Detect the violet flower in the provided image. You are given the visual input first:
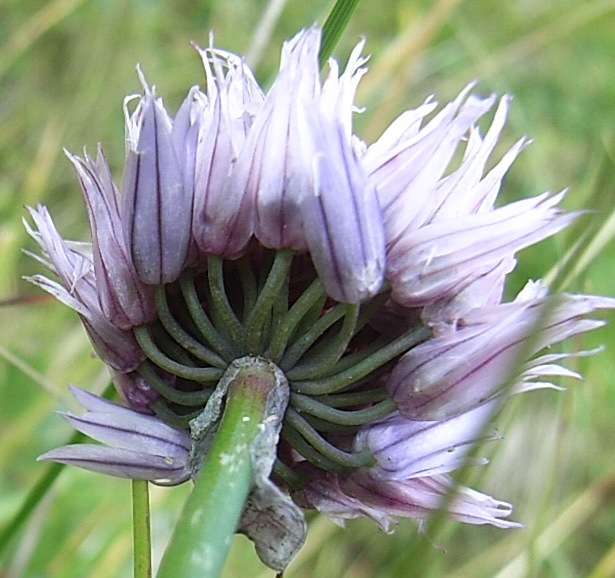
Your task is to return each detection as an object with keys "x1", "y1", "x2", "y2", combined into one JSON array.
[
  {"x1": 189, "y1": 45, "x2": 263, "y2": 259},
  {"x1": 66, "y1": 146, "x2": 155, "y2": 329},
  {"x1": 39, "y1": 386, "x2": 191, "y2": 485},
  {"x1": 294, "y1": 467, "x2": 521, "y2": 531},
  {"x1": 24, "y1": 205, "x2": 144, "y2": 372},
  {"x1": 27, "y1": 26, "x2": 614, "y2": 564}
]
